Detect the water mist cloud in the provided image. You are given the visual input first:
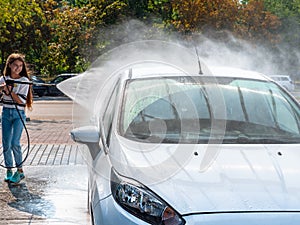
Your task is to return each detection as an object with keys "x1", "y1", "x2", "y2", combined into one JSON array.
[
  {"x1": 194, "y1": 32, "x2": 300, "y2": 77},
  {"x1": 97, "y1": 19, "x2": 299, "y2": 77},
  {"x1": 57, "y1": 20, "x2": 300, "y2": 183},
  {"x1": 58, "y1": 40, "x2": 227, "y2": 183}
]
